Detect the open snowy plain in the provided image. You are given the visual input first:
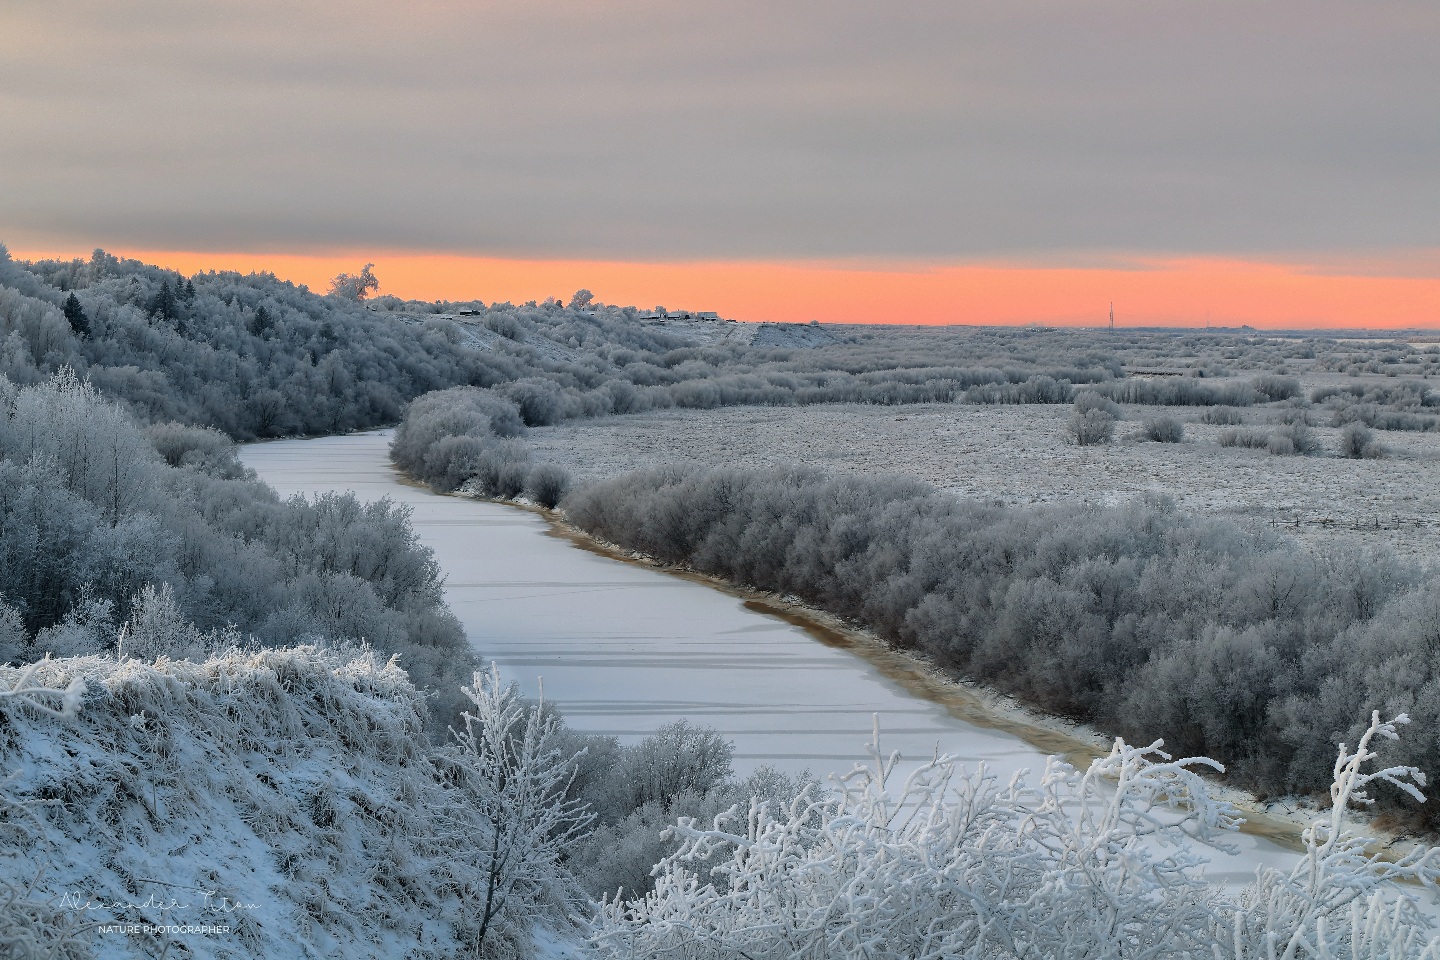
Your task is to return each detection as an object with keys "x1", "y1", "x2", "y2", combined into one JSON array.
[{"x1": 527, "y1": 394, "x2": 1440, "y2": 567}]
